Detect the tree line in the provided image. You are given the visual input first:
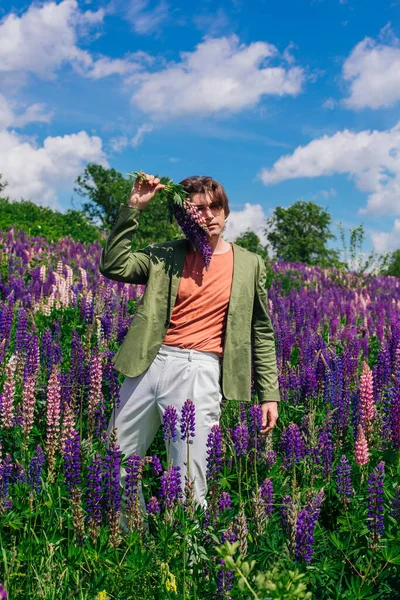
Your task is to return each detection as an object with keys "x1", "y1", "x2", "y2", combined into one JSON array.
[{"x1": 1, "y1": 166, "x2": 399, "y2": 277}]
